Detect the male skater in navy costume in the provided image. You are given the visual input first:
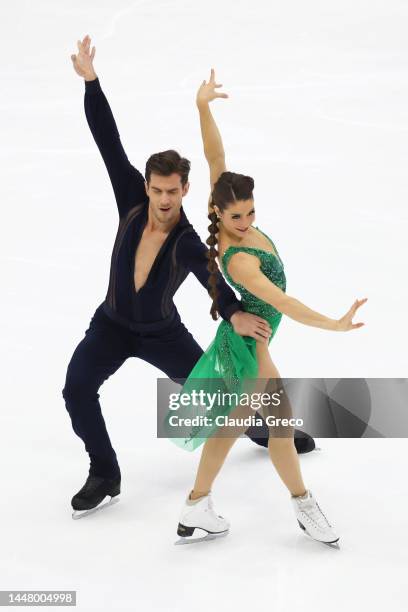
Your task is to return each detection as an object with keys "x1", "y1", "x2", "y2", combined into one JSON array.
[{"x1": 64, "y1": 35, "x2": 314, "y2": 518}]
